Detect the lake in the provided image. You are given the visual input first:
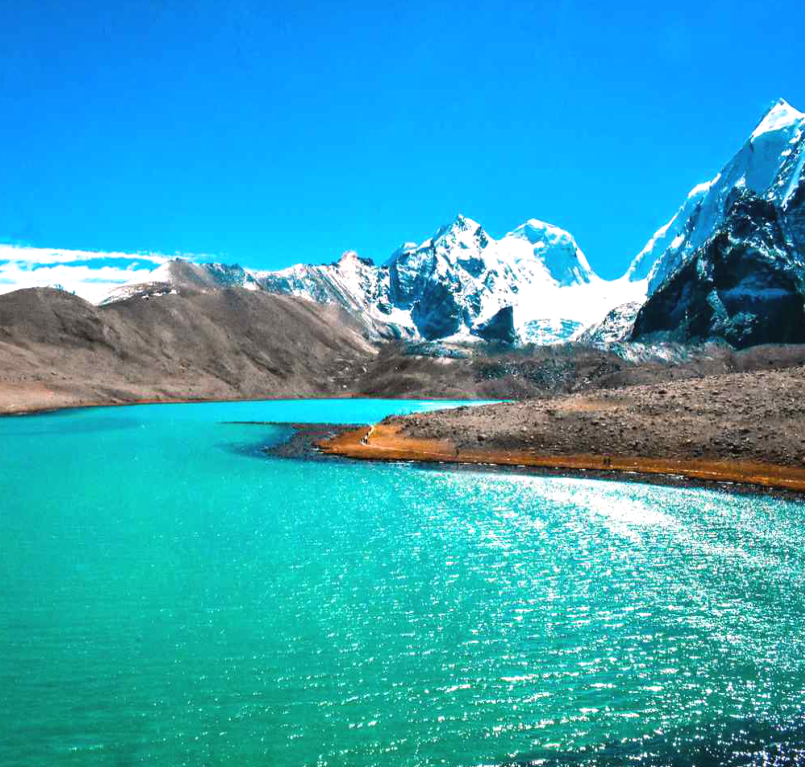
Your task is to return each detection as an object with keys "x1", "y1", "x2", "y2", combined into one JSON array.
[{"x1": 1, "y1": 399, "x2": 803, "y2": 766}]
